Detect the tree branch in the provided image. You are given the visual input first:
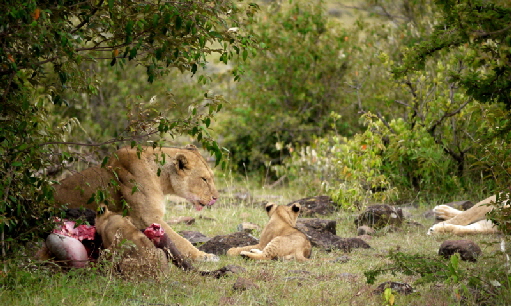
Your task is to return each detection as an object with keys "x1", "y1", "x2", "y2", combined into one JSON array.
[{"x1": 70, "y1": 0, "x2": 105, "y2": 34}]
